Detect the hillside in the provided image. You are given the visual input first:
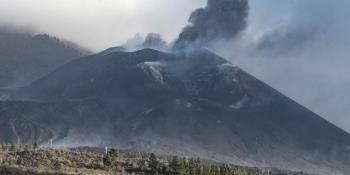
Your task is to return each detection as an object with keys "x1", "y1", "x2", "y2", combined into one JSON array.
[
  {"x1": 0, "y1": 144, "x2": 308, "y2": 175},
  {"x1": 0, "y1": 28, "x2": 89, "y2": 88},
  {"x1": 0, "y1": 48, "x2": 349, "y2": 174}
]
